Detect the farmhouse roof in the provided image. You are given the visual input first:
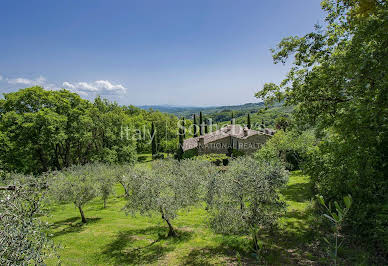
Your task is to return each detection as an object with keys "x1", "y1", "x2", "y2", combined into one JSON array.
[{"x1": 182, "y1": 124, "x2": 274, "y2": 151}]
